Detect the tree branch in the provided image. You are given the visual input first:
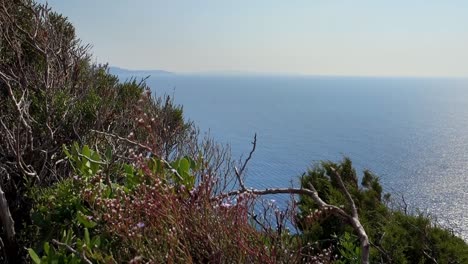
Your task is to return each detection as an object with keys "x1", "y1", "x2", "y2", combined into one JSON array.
[
  {"x1": 330, "y1": 167, "x2": 358, "y2": 218},
  {"x1": 330, "y1": 167, "x2": 369, "y2": 264},
  {"x1": 234, "y1": 133, "x2": 256, "y2": 191},
  {"x1": 215, "y1": 168, "x2": 370, "y2": 263}
]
